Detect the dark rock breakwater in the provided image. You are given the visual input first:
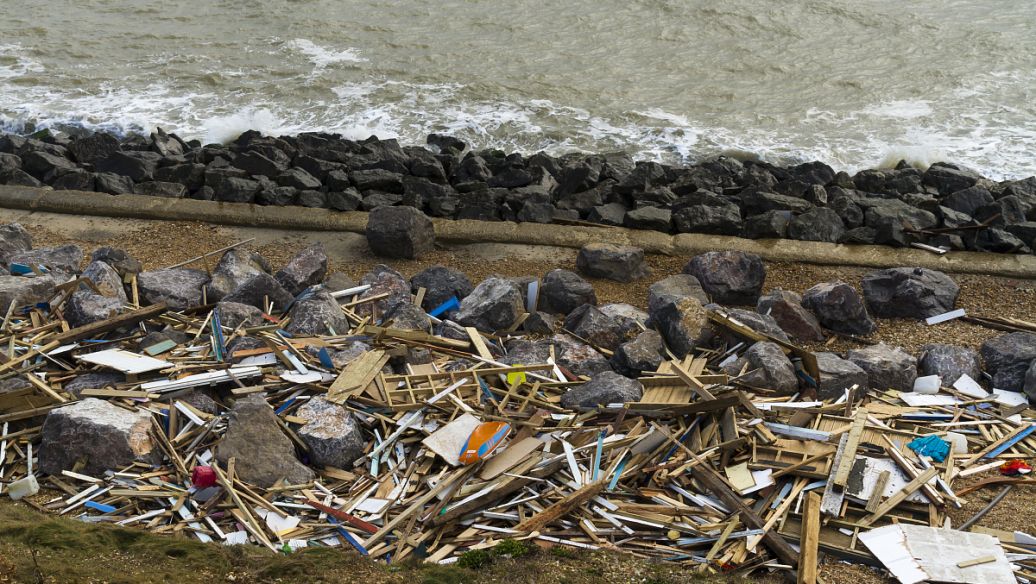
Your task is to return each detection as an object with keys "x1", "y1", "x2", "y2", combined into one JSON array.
[{"x1": 1, "y1": 128, "x2": 1035, "y2": 255}]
